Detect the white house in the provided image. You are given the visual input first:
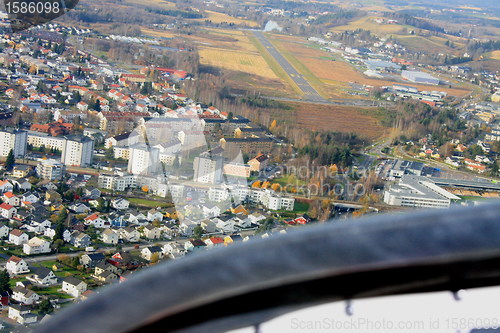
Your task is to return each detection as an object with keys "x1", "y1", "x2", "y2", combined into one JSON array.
[
  {"x1": 101, "y1": 229, "x2": 119, "y2": 245},
  {"x1": 0, "y1": 180, "x2": 13, "y2": 193},
  {"x1": 29, "y1": 267, "x2": 58, "y2": 286},
  {"x1": 62, "y1": 277, "x2": 87, "y2": 298},
  {"x1": 147, "y1": 209, "x2": 163, "y2": 222},
  {"x1": 118, "y1": 227, "x2": 140, "y2": 243},
  {"x1": 6, "y1": 256, "x2": 30, "y2": 276},
  {"x1": 12, "y1": 286, "x2": 40, "y2": 305},
  {"x1": 0, "y1": 223, "x2": 9, "y2": 238},
  {"x1": 111, "y1": 198, "x2": 129, "y2": 210},
  {"x1": 27, "y1": 219, "x2": 52, "y2": 234},
  {"x1": 84, "y1": 214, "x2": 109, "y2": 228},
  {"x1": 3, "y1": 192, "x2": 20, "y2": 206},
  {"x1": 142, "y1": 224, "x2": 162, "y2": 239},
  {"x1": 0, "y1": 202, "x2": 17, "y2": 219},
  {"x1": 8, "y1": 304, "x2": 37, "y2": 324},
  {"x1": 21, "y1": 192, "x2": 40, "y2": 204},
  {"x1": 141, "y1": 246, "x2": 164, "y2": 261},
  {"x1": 9, "y1": 229, "x2": 29, "y2": 245},
  {"x1": 23, "y1": 237, "x2": 51, "y2": 255}
]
